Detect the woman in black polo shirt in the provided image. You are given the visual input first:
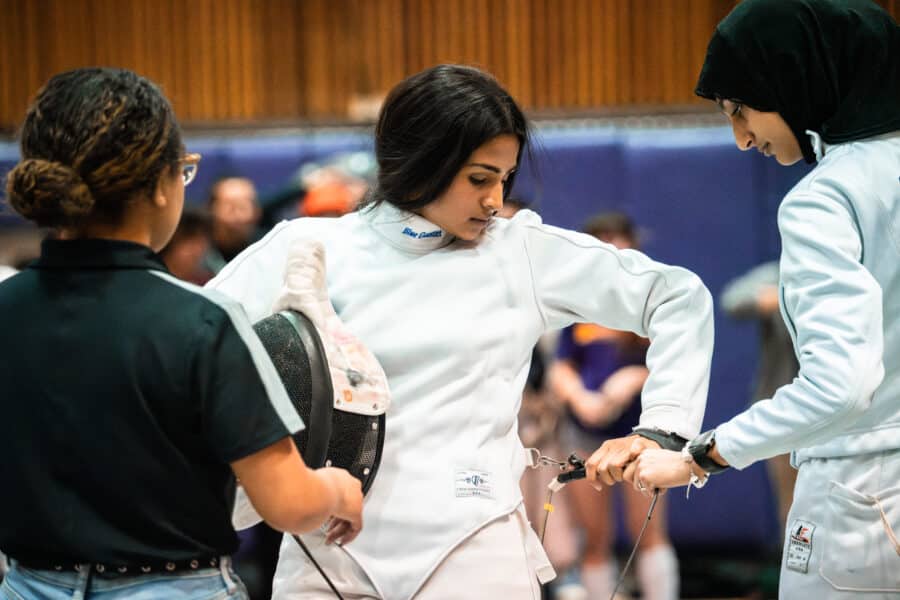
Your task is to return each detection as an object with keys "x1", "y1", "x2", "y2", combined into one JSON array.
[{"x1": 0, "y1": 68, "x2": 362, "y2": 599}]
